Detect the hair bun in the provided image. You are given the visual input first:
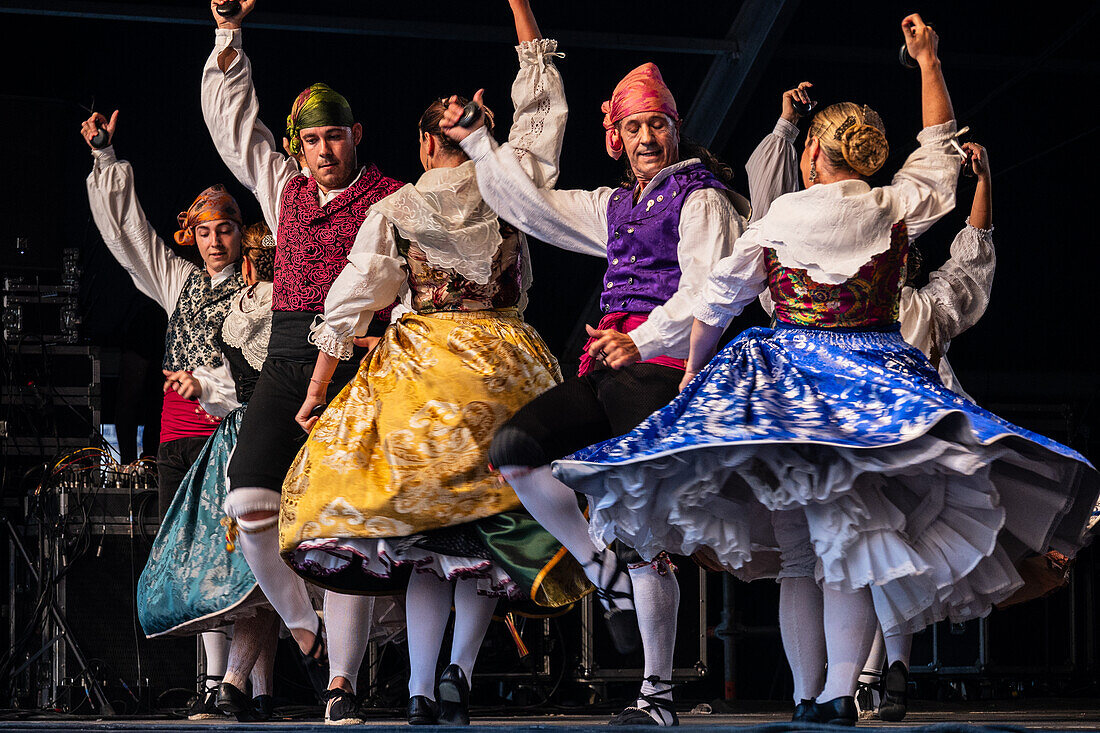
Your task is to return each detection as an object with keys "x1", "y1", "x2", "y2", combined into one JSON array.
[{"x1": 840, "y1": 123, "x2": 889, "y2": 176}]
